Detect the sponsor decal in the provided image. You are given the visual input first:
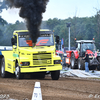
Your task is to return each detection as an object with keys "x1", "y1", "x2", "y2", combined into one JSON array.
[
  {"x1": 13, "y1": 53, "x2": 19, "y2": 57},
  {"x1": 8, "y1": 63, "x2": 11, "y2": 69}
]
